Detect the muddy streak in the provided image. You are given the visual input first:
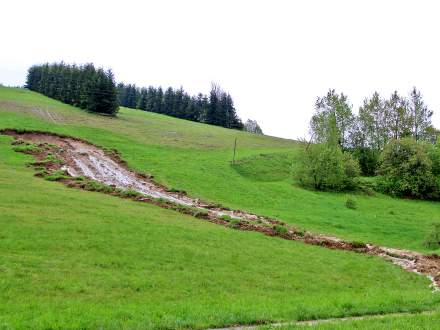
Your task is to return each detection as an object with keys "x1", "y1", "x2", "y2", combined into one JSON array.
[
  {"x1": 209, "y1": 311, "x2": 435, "y2": 330},
  {"x1": 2, "y1": 129, "x2": 440, "y2": 291}
]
